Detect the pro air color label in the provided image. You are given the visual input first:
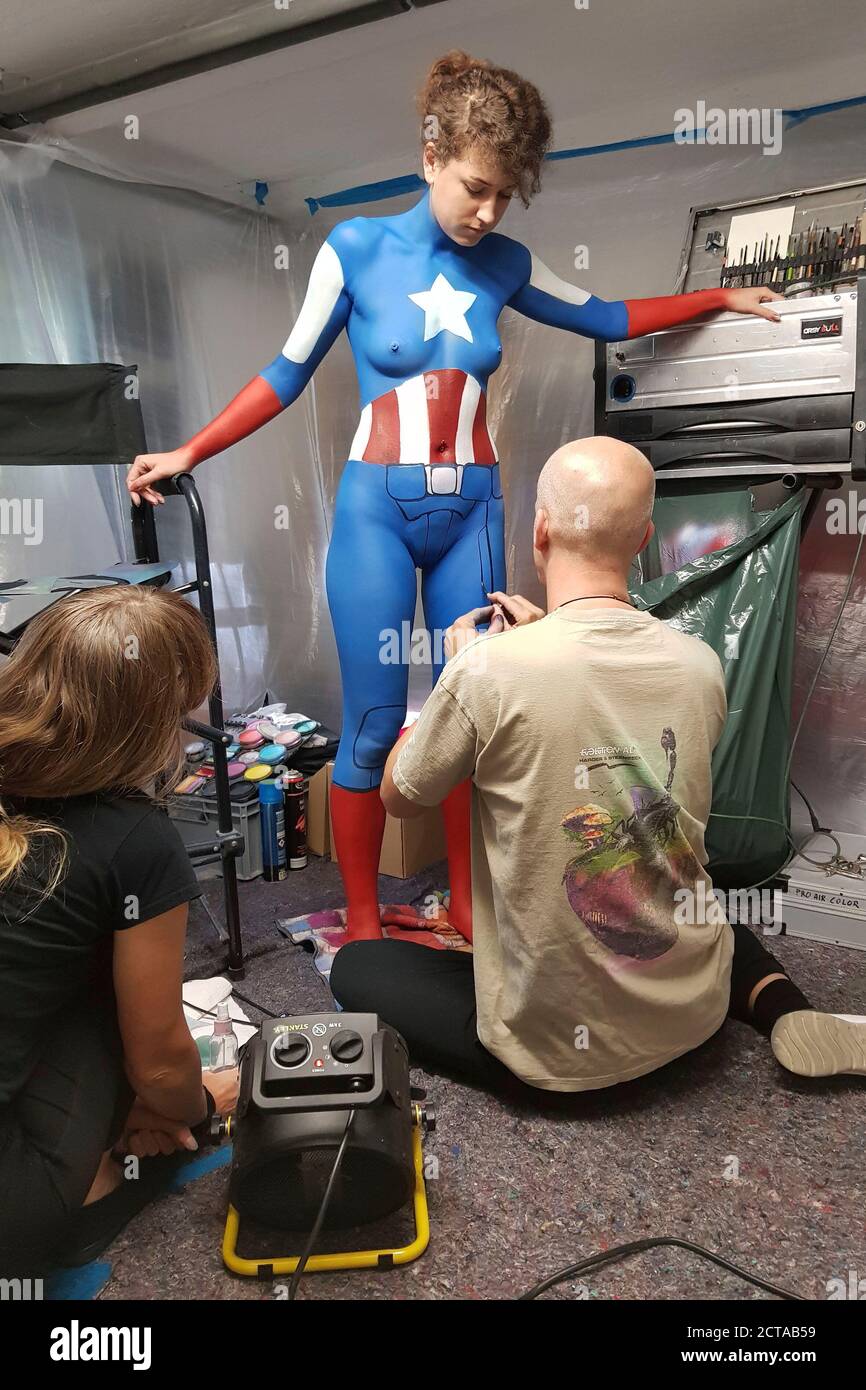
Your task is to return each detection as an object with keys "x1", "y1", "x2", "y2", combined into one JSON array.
[{"x1": 800, "y1": 315, "x2": 843, "y2": 340}]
